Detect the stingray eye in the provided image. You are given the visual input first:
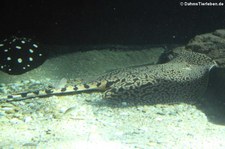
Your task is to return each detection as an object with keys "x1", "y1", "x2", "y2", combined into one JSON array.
[{"x1": 0, "y1": 36, "x2": 47, "y2": 75}]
